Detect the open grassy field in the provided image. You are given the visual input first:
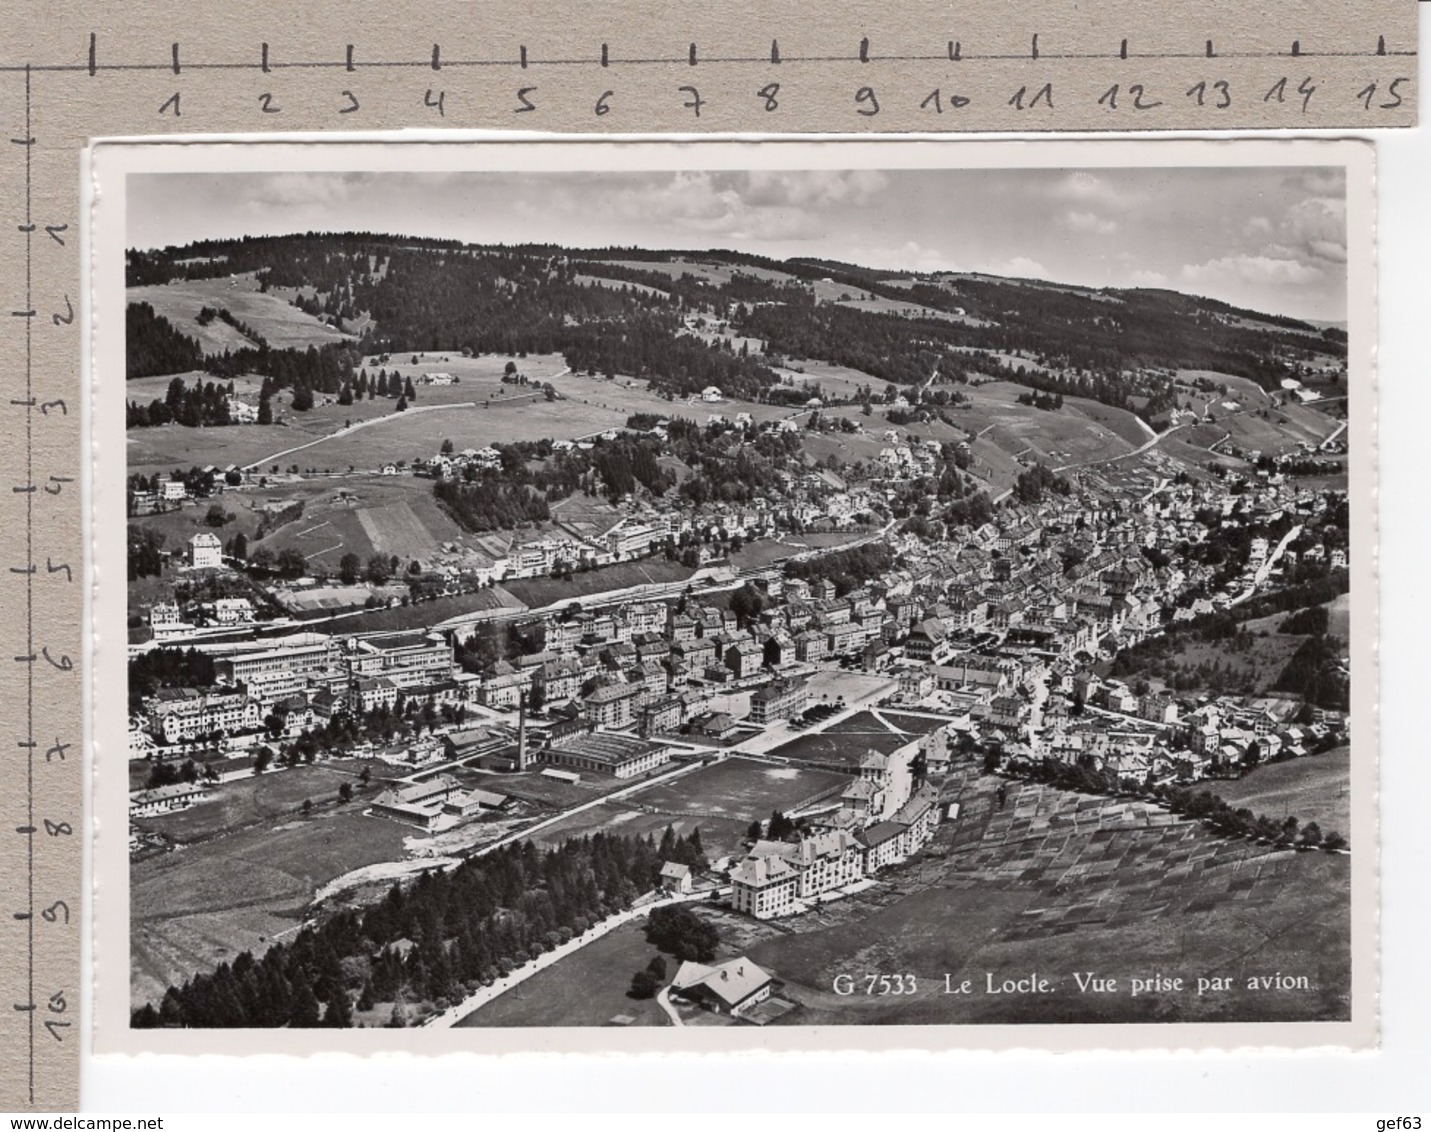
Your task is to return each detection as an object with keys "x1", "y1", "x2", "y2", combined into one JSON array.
[
  {"x1": 634, "y1": 757, "x2": 851, "y2": 822},
  {"x1": 455, "y1": 918, "x2": 670, "y2": 1028},
  {"x1": 1219, "y1": 403, "x2": 1341, "y2": 455},
  {"x1": 129, "y1": 275, "x2": 352, "y2": 353},
  {"x1": 942, "y1": 383, "x2": 1144, "y2": 468},
  {"x1": 527, "y1": 800, "x2": 751, "y2": 862},
  {"x1": 1213, "y1": 748, "x2": 1351, "y2": 834},
  {"x1": 771, "y1": 710, "x2": 920, "y2": 769},
  {"x1": 499, "y1": 558, "x2": 697, "y2": 608},
  {"x1": 131, "y1": 806, "x2": 410, "y2": 1010},
  {"x1": 134, "y1": 759, "x2": 395, "y2": 844},
  {"x1": 749, "y1": 773, "x2": 1349, "y2": 1024}
]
